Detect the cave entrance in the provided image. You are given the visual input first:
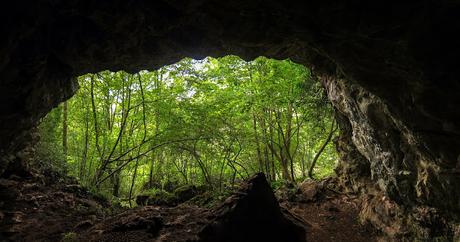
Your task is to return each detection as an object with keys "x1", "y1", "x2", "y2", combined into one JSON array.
[{"x1": 37, "y1": 55, "x2": 338, "y2": 206}]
